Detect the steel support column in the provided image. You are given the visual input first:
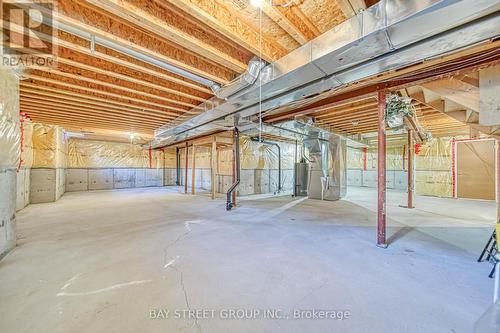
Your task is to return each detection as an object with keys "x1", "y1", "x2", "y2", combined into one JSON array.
[
  {"x1": 407, "y1": 129, "x2": 414, "y2": 209},
  {"x1": 232, "y1": 130, "x2": 237, "y2": 206},
  {"x1": 377, "y1": 90, "x2": 387, "y2": 248},
  {"x1": 184, "y1": 142, "x2": 188, "y2": 194}
]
